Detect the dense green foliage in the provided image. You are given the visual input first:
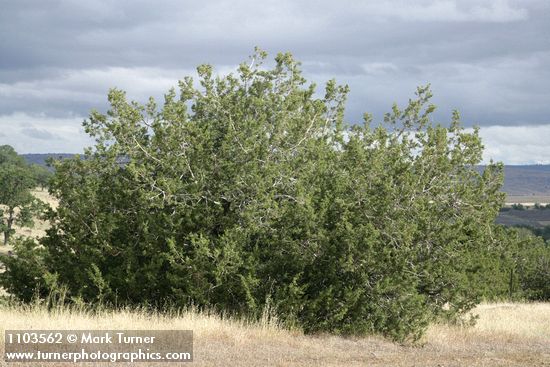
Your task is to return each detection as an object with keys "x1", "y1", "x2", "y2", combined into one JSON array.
[
  {"x1": 0, "y1": 145, "x2": 45, "y2": 245},
  {"x1": 1, "y1": 51, "x2": 535, "y2": 341}
]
